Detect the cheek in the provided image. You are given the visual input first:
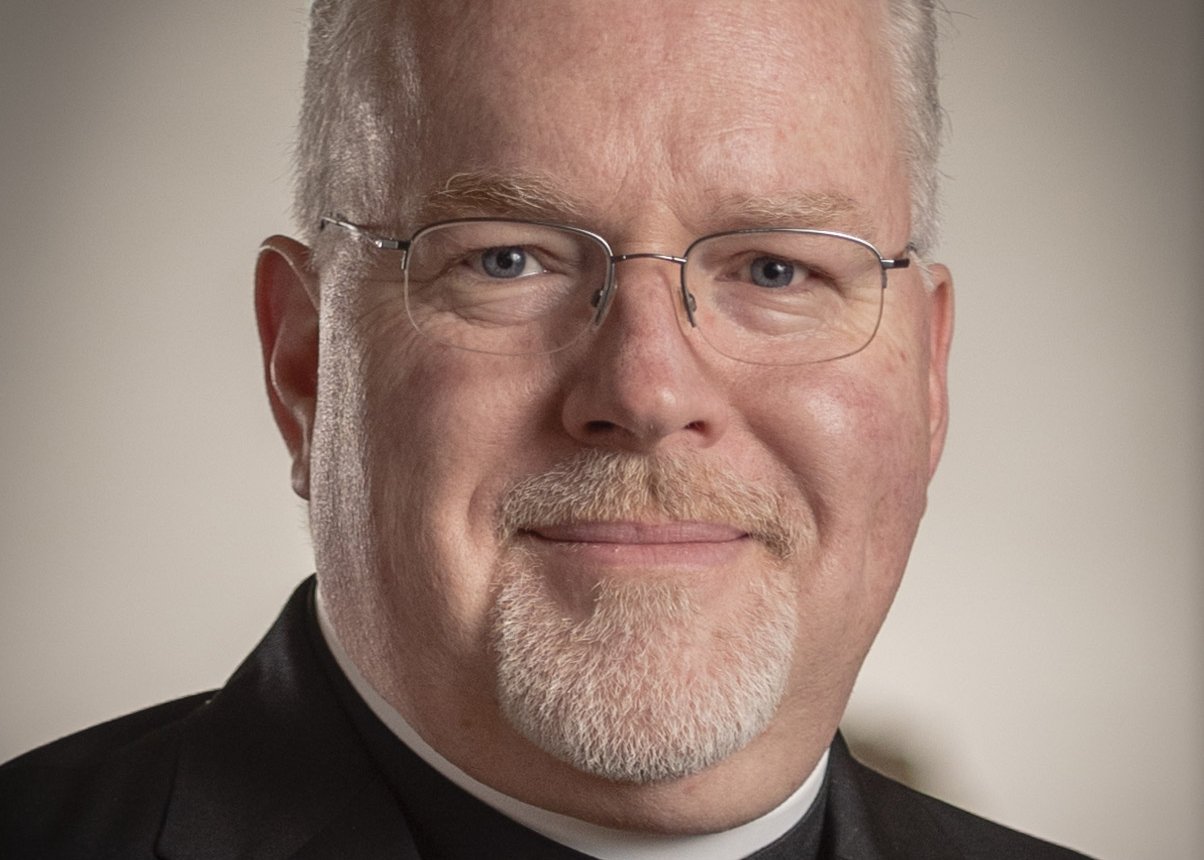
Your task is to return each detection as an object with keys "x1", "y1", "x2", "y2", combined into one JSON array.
[
  {"x1": 354, "y1": 335, "x2": 559, "y2": 635},
  {"x1": 371, "y1": 348, "x2": 556, "y2": 511},
  {"x1": 737, "y1": 356, "x2": 932, "y2": 647},
  {"x1": 746, "y1": 363, "x2": 929, "y2": 530}
]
